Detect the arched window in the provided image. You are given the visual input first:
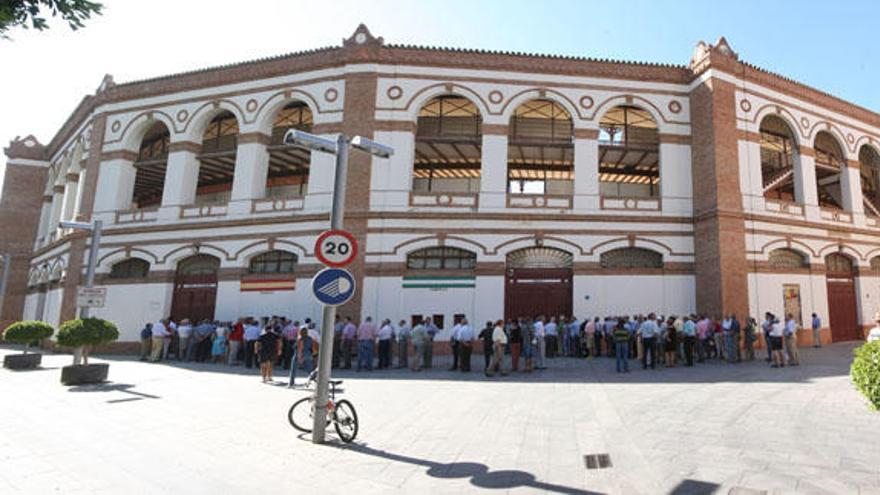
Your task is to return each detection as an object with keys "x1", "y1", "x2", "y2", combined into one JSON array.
[
  {"x1": 759, "y1": 116, "x2": 797, "y2": 202},
  {"x1": 768, "y1": 248, "x2": 808, "y2": 269},
  {"x1": 860, "y1": 146, "x2": 880, "y2": 216},
  {"x1": 825, "y1": 252, "x2": 854, "y2": 275},
  {"x1": 177, "y1": 254, "x2": 220, "y2": 276},
  {"x1": 506, "y1": 247, "x2": 573, "y2": 269},
  {"x1": 507, "y1": 99, "x2": 573, "y2": 196},
  {"x1": 132, "y1": 122, "x2": 169, "y2": 209},
  {"x1": 413, "y1": 96, "x2": 482, "y2": 193},
  {"x1": 599, "y1": 105, "x2": 659, "y2": 198},
  {"x1": 249, "y1": 250, "x2": 297, "y2": 274},
  {"x1": 268, "y1": 102, "x2": 313, "y2": 198},
  {"x1": 196, "y1": 111, "x2": 239, "y2": 206},
  {"x1": 870, "y1": 256, "x2": 880, "y2": 272},
  {"x1": 814, "y1": 131, "x2": 844, "y2": 210},
  {"x1": 407, "y1": 247, "x2": 476, "y2": 270},
  {"x1": 109, "y1": 258, "x2": 150, "y2": 279},
  {"x1": 600, "y1": 247, "x2": 663, "y2": 269}
]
